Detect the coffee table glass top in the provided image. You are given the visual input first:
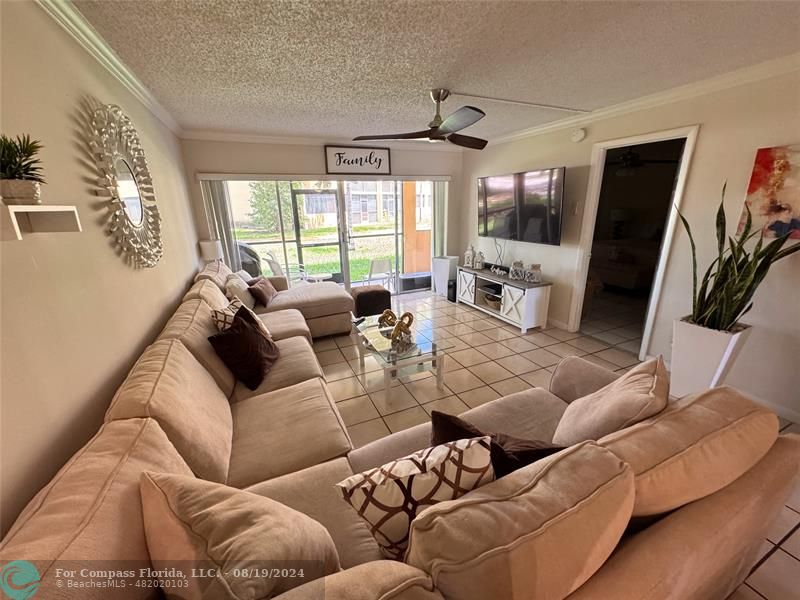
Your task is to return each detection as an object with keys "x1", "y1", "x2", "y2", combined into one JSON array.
[{"x1": 354, "y1": 315, "x2": 453, "y2": 362}]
